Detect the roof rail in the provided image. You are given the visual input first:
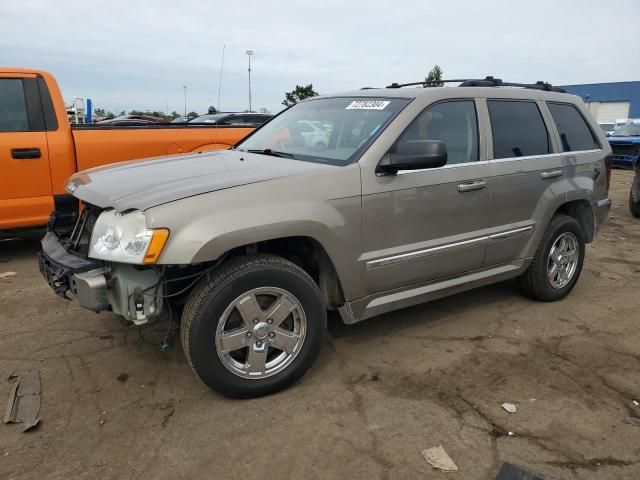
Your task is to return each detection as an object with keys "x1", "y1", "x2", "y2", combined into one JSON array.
[{"x1": 386, "y1": 76, "x2": 566, "y2": 93}]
